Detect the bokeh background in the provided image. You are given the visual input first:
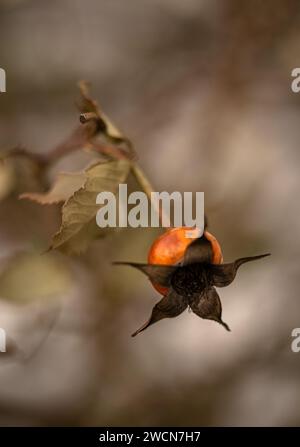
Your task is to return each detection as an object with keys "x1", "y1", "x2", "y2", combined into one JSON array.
[{"x1": 0, "y1": 0, "x2": 300, "y2": 426}]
